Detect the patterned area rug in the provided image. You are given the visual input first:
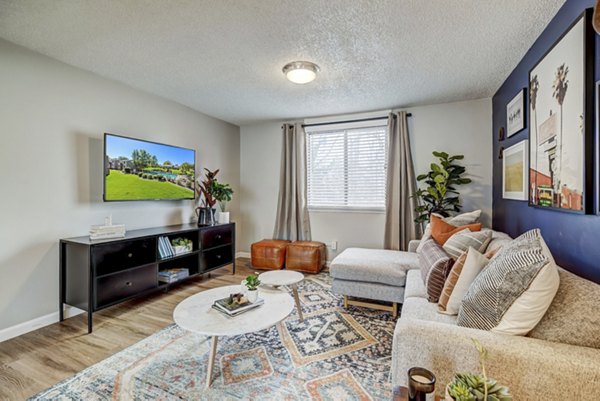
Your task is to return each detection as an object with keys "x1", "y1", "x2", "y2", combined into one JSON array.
[{"x1": 31, "y1": 274, "x2": 398, "y2": 400}]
